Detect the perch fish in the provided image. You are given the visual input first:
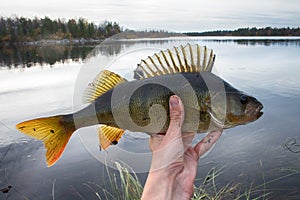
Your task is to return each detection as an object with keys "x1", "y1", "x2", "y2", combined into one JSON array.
[{"x1": 16, "y1": 44, "x2": 263, "y2": 166}]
